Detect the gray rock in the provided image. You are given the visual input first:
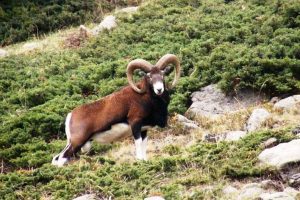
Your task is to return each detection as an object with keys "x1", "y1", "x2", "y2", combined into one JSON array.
[
  {"x1": 223, "y1": 185, "x2": 238, "y2": 195},
  {"x1": 288, "y1": 173, "x2": 300, "y2": 188},
  {"x1": 270, "y1": 97, "x2": 280, "y2": 104},
  {"x1": 116, "y1": 6, "x2": 139, "y2": 14},
  {"x1": 260, "y1": 179, "x2": 282, "y2": 191},
  {"x1": 246, "y1": 108, "x2": 270, "y2": 132},
  {"x1": 222, "y1": 131, "x2": 247, "y2": 141},
  {"x1": 0, "y1": 49, "x2": 8, "y2": 57},
  {"x1": 73, "y1": 194, "x2": 97, "y2": 200},
  {"x1": 186, "y1": 84, "x2": 267, "y2": 119},
  {"x1": 258, "y1": 139, "x2": 300, "y2": 169},
  {"x1": 202, "y1": 133, "x2": 220, "y2": 142},
  {"x1": 175, "y1": 114, "x2": 199, "y2": 130},
  {"x1": 274, "y1": 95, "x2": 300, "y2": 111},
  {"x1": 79, "y1": 25, "x2": 90, "y2": 38},
  {"x1": 92, "y1": 15, "x2": 117, "y2": 35},
  {"x1": 144, "y1": 196, "x2": 165, "y2": 200},
  {"x1": 284, "y1": 187, "x2": 300, "y2": 198},
  {"x1": 261, "y1": 138, "x2": 278, "y2": 149},
  {"x1": 202, "y1": 131, "x2": 247, "y2": 142},
  {"x1": 292, "y1": 126, "x2": 300, "y2": 135},
  {"x1": 237, "y1": 183, "x2": 265, "y2": 200},
  {"x1": 259, "y1": 192, "x2": 294, "y2": 200},
  {"x1": 22, "y1": 42, "x2": 41, "y2": 51}
]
